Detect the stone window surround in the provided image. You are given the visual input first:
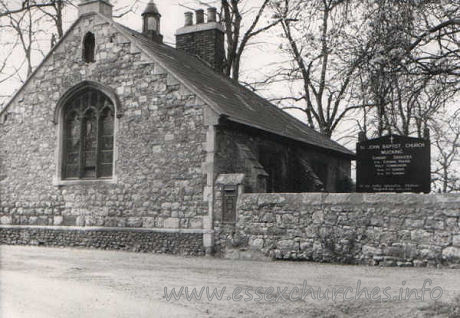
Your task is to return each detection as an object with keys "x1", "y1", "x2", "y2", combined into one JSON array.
[
  {"x1": 82, "y1": 32, "x2": 96, "y2": 63},
  {"x1": 53, "y1": 81, "x2": 122, "y2": 186}
]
